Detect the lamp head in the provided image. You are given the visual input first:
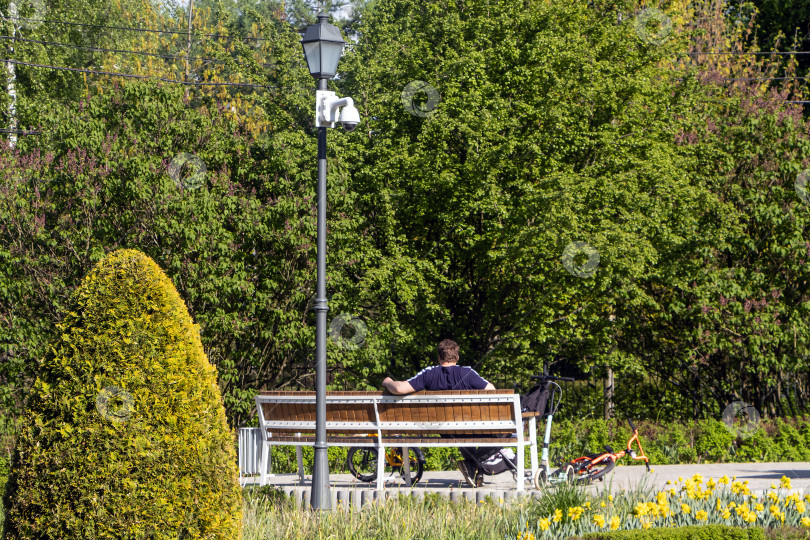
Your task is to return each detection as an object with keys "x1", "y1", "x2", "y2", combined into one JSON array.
[{"x1": 300, "y1": 12, "x2": 346, "y2": 80}]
